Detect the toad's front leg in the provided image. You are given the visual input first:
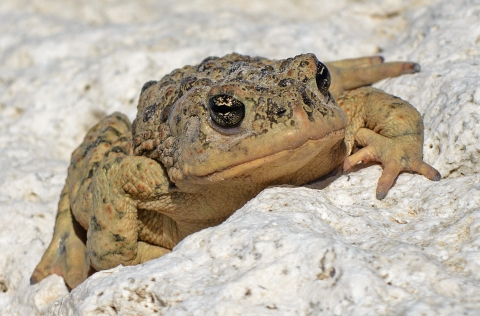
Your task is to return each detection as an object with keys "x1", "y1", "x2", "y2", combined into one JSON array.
[
  {"x1": 338, "y1": 87, "x2": 441, "y2": 199},
  {"x1": 86, "y1": 155, "x2": 172, "y2": 271}
]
